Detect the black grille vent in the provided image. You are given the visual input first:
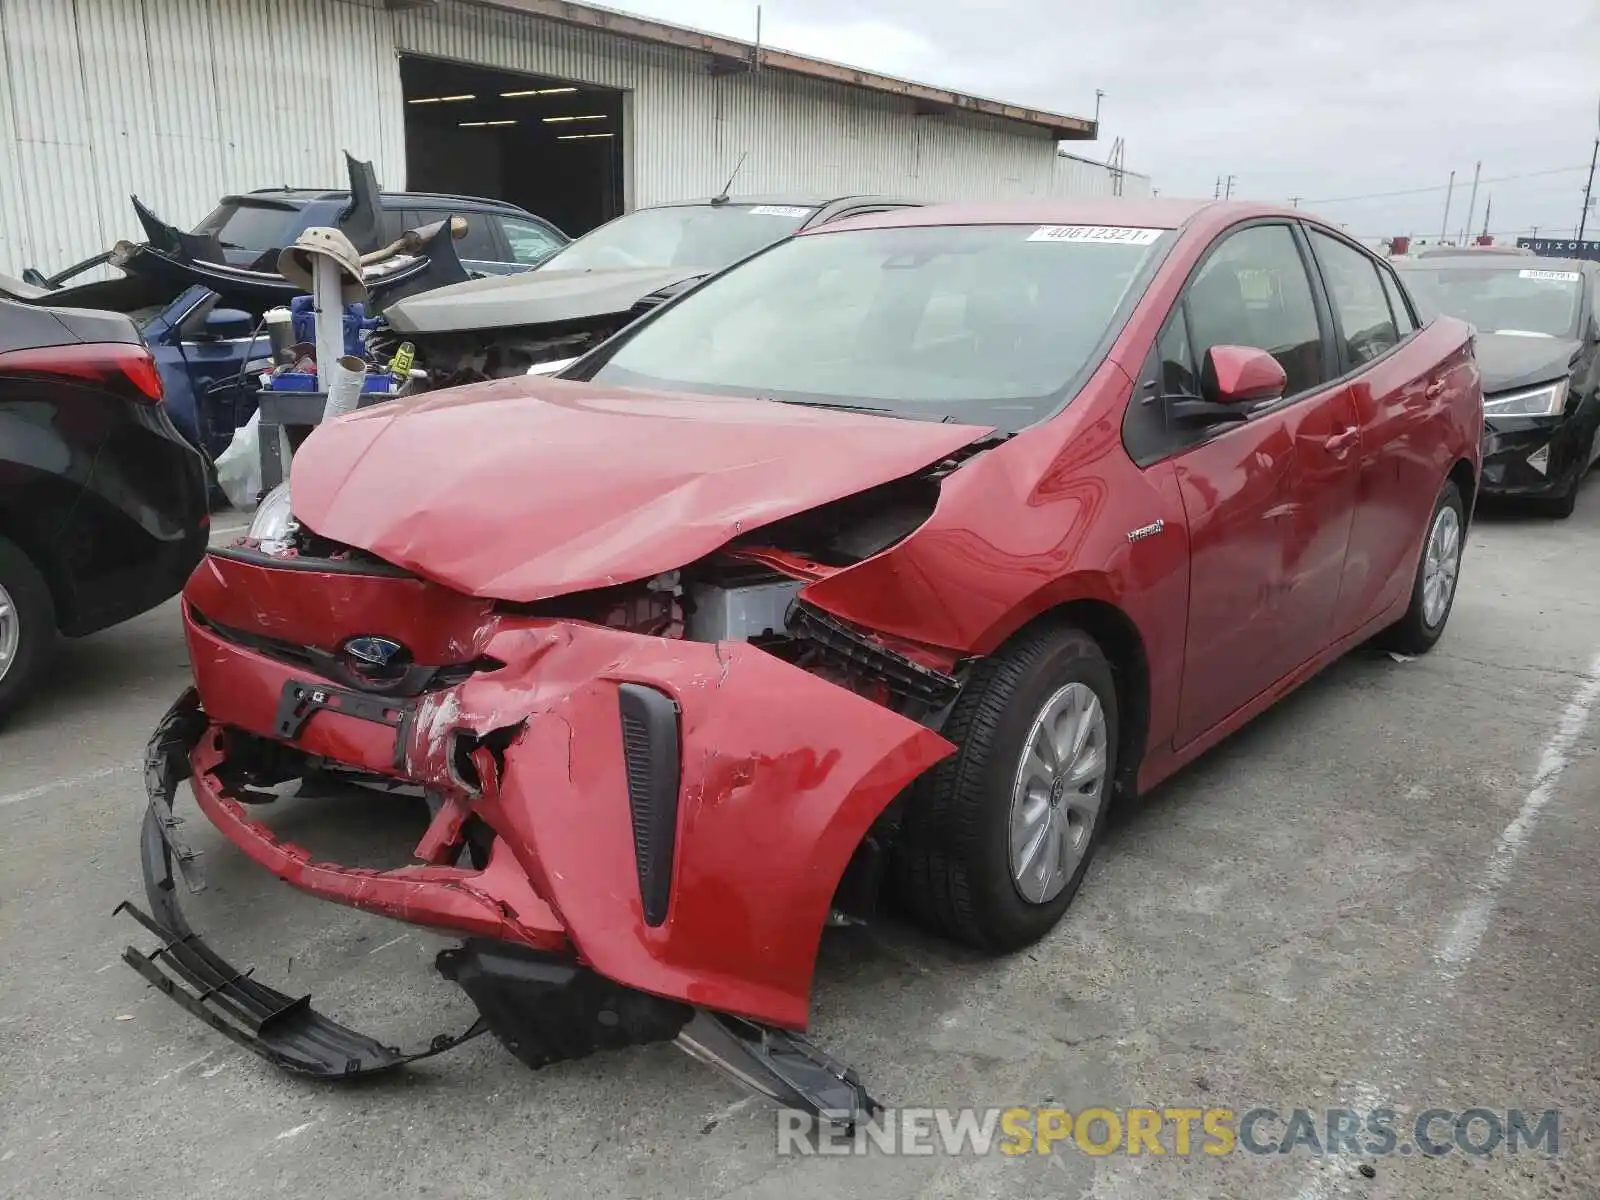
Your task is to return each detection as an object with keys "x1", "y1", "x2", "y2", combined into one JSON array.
[{"x1": 617, "y1": 683, "x2": 682, "y2": 927}]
